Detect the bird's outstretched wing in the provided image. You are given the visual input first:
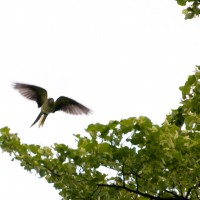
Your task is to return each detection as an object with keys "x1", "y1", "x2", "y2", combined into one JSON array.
[
  {"x1": 13, "y1": 83, "x2": 48, "y2": 107},
  {"x1": 54, "y1": 96, "x2": 91, "y2": 115}
]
